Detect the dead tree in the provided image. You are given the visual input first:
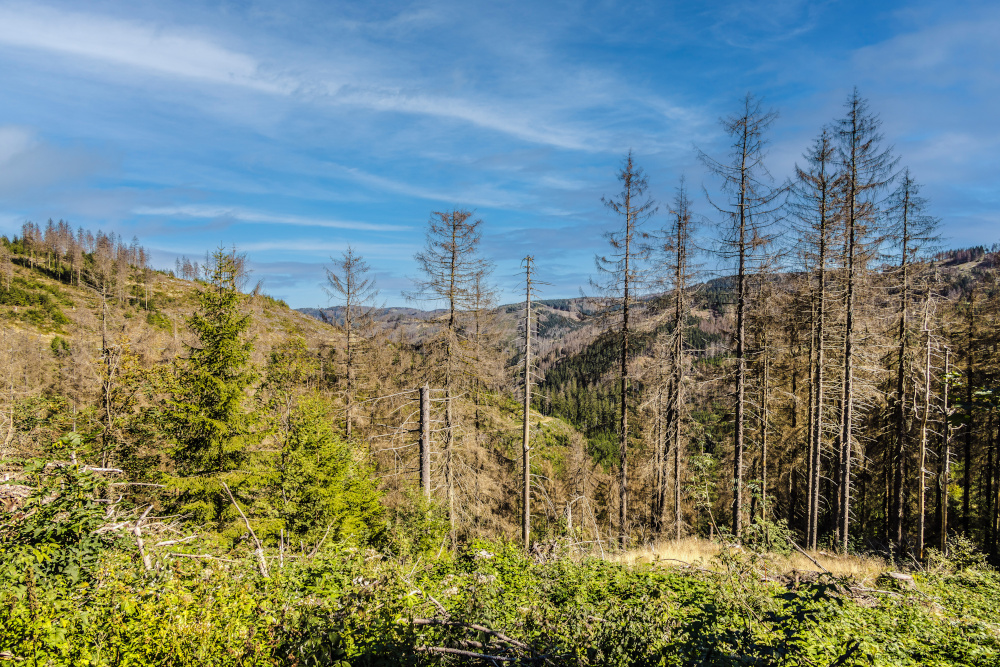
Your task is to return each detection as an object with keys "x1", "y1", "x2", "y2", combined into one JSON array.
[
  {"x1": 792, "y1": 129, "x2": 841, "y2": 550},
  {"x1": 408, "y1": 210, "x2": 490, "y2": 542},
  {"x1": 917, "y1": 300, "x2": 941, "y2": 558},
  {"x1": 520, "y1": 256, "x2": 543, "y2": 549},
  {"x1": 885, "y1": 169, "x2": 939, "y2": 551},
  {"x1": 700, "y1": 93, "x2": 784, "y2": 538},
  {"x1": 834, "y1": 89, "x2": 897, "y2": 553},
  {"x1": 325, "y1": 246, "x2": 382, "y2": 438},
  {"x1": 940, "y1": 348, "x2": 953, "y2": 553},
  {"x1": 592, "y1": 151, "x2": 656, "y2": 549},
  {"x1": 655, "y1": 180, "x2": 698, "y2": 539}
]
